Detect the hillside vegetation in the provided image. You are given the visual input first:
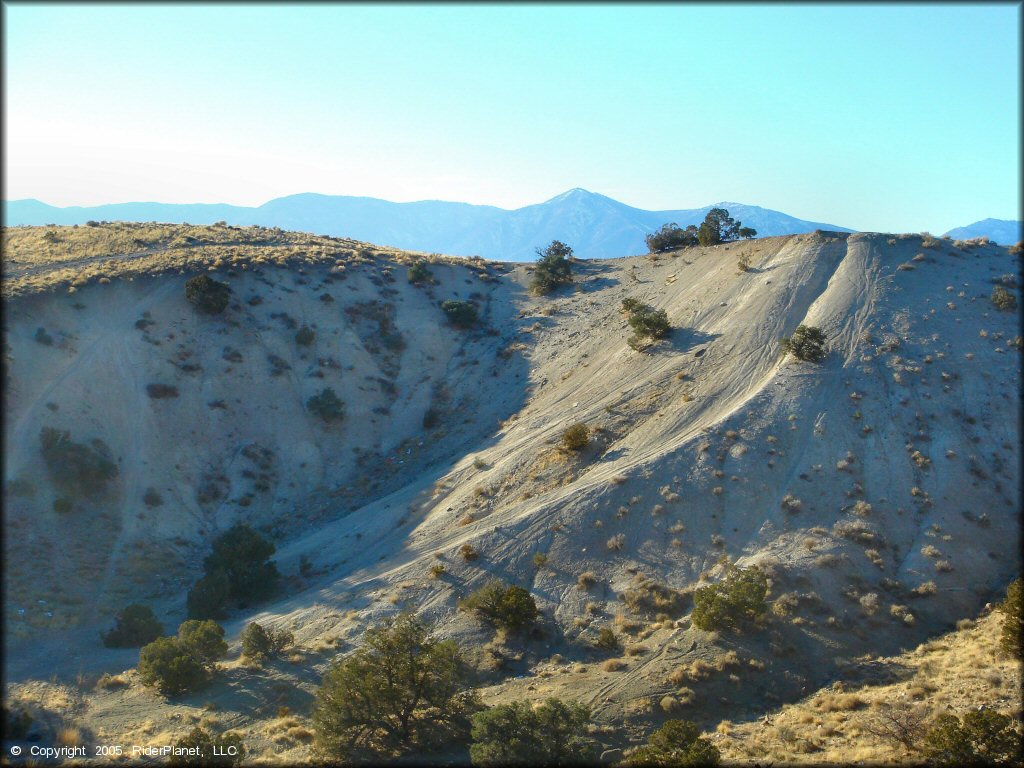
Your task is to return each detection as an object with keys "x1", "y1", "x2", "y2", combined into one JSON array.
[{"x1": 2, "y1": 223, "x2": 1020, "y2": 762}]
